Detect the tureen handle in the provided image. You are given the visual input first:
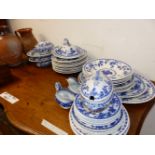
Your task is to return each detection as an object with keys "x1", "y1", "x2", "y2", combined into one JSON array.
[
  {"x1": 63, "y1": 38, "x2": 70, "y2": 46},
  {"x1": 55, "y1": 82, "x2": 62, "y2": 92}
]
